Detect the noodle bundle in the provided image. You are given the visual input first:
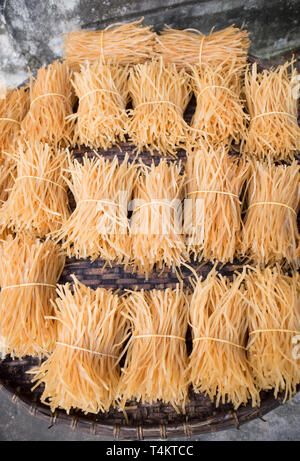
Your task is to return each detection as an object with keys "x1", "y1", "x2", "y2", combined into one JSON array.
[
  {"x1": 70, "y1": 61, "x2": 129, "y2": 149},
  {"x1": 245, "y1": 266, "x2": 300, "y2": 401},
  {"x1": 118, "y1": 286, "x2": 188, "y2": 410},
  {"x1": 0, "y1": 234, "x2": 64, "y2": 357},
  {"x1": 21, "y1": 61, "x2": 74, "y2": 146},
  {"x1": 187, "y1": 268, "x2": 259, "y2": 409},
  {"x1": 0, "y1": 86, "x2": 29, "y2": 155},
  {"x1": 0, "y1": 159, "x2": 15, "y2": 207},
  {"x1": 240, "y1": 160, "x2": 299, "y2": 266},
  {"x1": 0, "y1": 142, "x2": 70, "y2": 237},
  {"x1": 0, "y1": 334, "x2": 8, "y2": 359},
  {"x1": 130, "y1": 159, "x2": 187, "y2": 276},
  {"x1": 189, "y1": 62, "x2": 247, "y2": 147},
  {"x1": 0, "y1": 160, "x2": 15, "y2": 240},
  {"x1": 185, "y1": 145, "x2": 249, "y2": 263},
  {"x1": 242, "y1": 62, "x2": 300, "y2": 160},
  {"x1": 127, "y1": 59, "x2": 191, "y2": 156},
  {"x1": 64, "y1": 19, "x2": 156, "y2": 71},
  {"x1": 156, "y1": 25, "x2": 249, "y2": 71},
  {"x1": 32, "y1": 277, "x2": 127, "y2": 414},
  {"x1": 57, "y1": 154, "x2": 136, "y2": 262}
]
